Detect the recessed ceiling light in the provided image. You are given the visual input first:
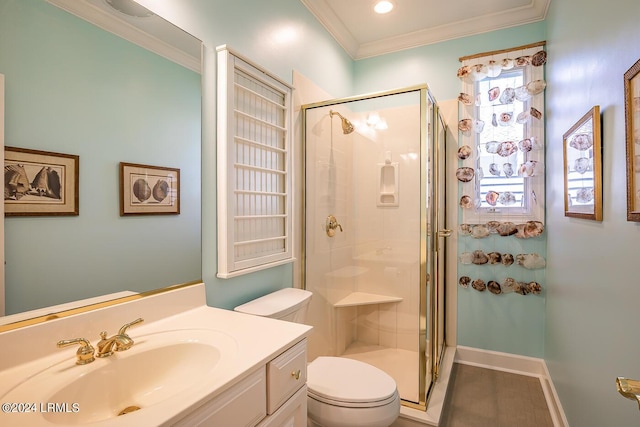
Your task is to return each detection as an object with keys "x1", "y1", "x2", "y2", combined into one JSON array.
[{"x1": 374, "y1": 0, "x2": 394, "y2": 14}]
